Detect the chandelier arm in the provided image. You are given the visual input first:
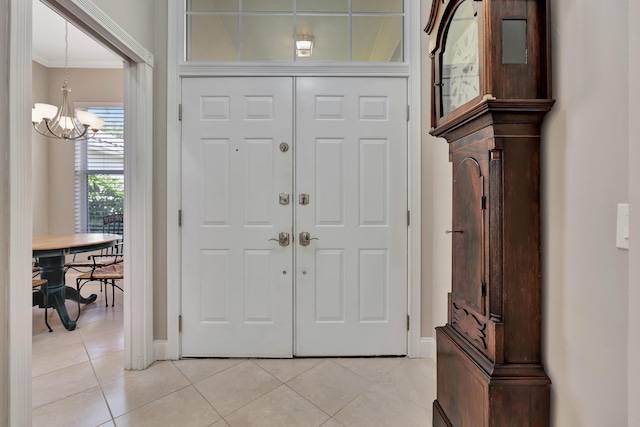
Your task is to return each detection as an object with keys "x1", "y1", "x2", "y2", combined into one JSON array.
[
  {"x1": 32, "y1": 123, "x2": 55, "y2": 138},
  {"x1": 45, "y1": 120, "x2": 95, "y2": 140},
  {"x1": 43, "y1": 119, "x2": 64, "y2": 139},
  {"x1": 74, "y1": 125, "x2": 90, "y2": 139}
]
